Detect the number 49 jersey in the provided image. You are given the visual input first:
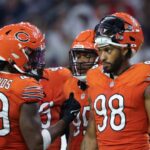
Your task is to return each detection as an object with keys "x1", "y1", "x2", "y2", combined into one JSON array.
[
  {"x1": 87, "y1": 63, "x2": 150, "y2": 150},
  {"x1": 63, "y1": 77, "x2": 90, "y2": 150}
]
